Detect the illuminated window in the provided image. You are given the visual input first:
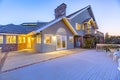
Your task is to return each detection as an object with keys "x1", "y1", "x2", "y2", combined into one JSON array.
[
  {"x1": 18, "y1": 36, "x2": 26, "y2": 43},
  {"x1": 36, "y1": 35, "x2": 41, "y2": 43},
  {"x1": 0, "y1": 36, "x2": 3, "y2": 44},
  {"x1": 87, "y1": 25, "x2": 91, "y2": 34},
  {"x1": 6, "y1": 36, "x2": 16, "y2": 44},
  {"x1": 82, "y1": 24, "x2": 85, "y2": 30},
  {"x1": 69, "y1": 36, "x2": 73, "y2": 43},
  {"x1": 76, "y1": 23, "x2": 81, "y2": 30},
  {"x1": 87, "y1": 29, "x2": 90, "y2": 34},
  {"x1": 44, "y1": 34, "x2": 52, "y2": 44},
  {"x1": 87, "y1": 23, "x2": 91, "y2": 29}
]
